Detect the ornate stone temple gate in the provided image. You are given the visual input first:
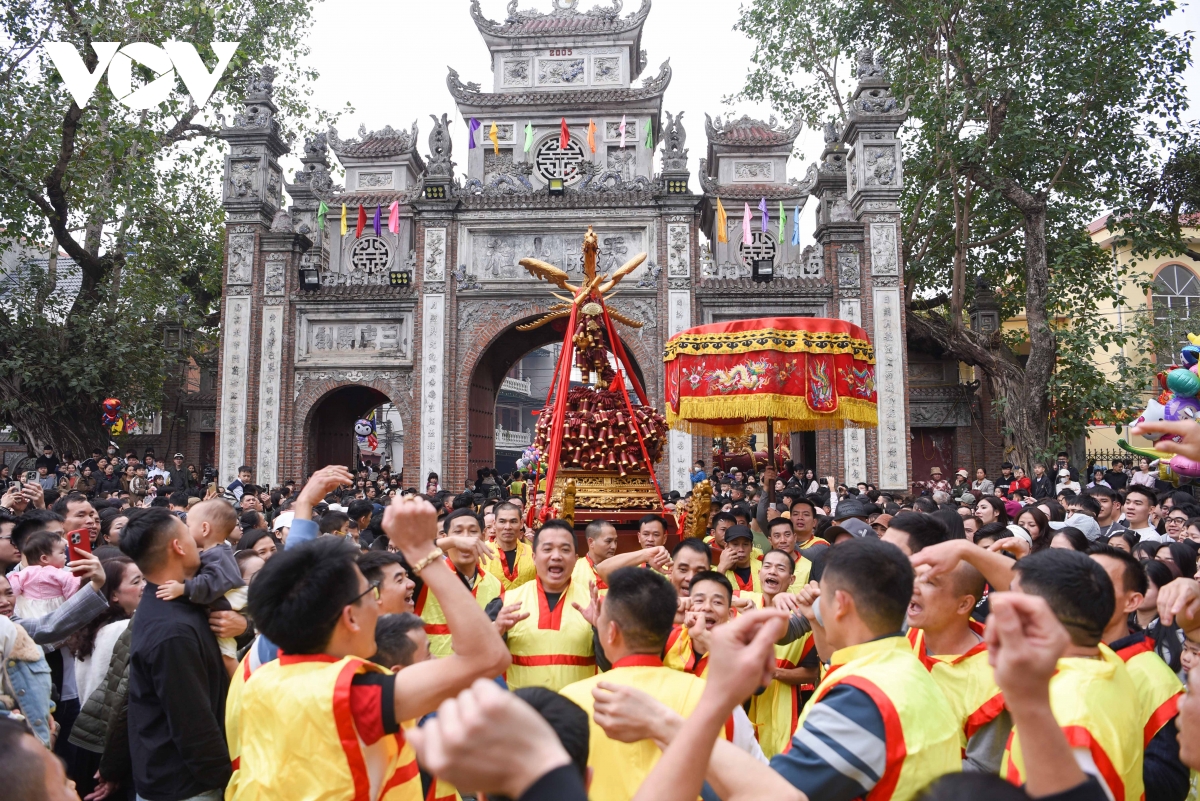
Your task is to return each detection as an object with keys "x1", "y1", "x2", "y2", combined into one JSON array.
[{"x1": 212, "y1": 0, "x2": 914, "y2": 493}]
